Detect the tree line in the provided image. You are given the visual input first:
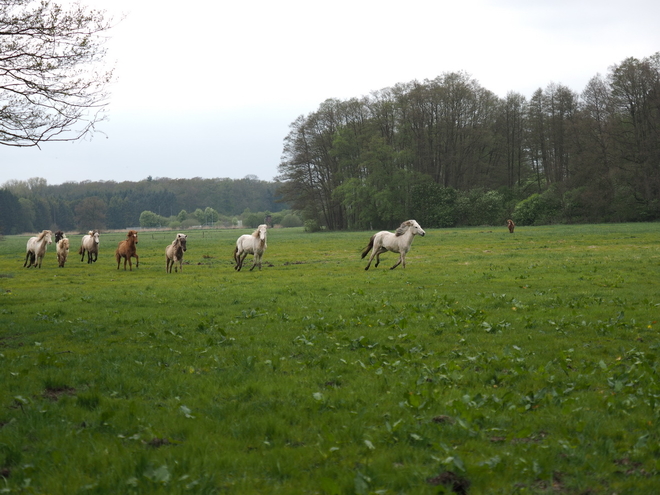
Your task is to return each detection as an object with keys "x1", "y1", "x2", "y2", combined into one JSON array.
[
  {"x1": 0, "y1": 176, "x2": 292, "y2": 234},
  {"x1": 277, "y1": 53, "x2": 660, "y2": 230}
]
